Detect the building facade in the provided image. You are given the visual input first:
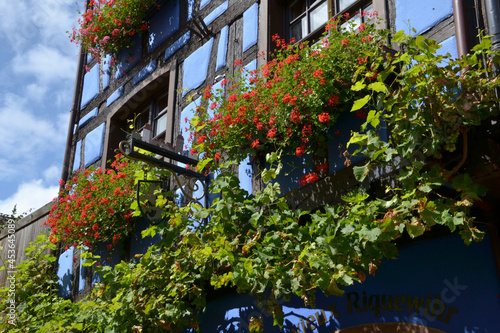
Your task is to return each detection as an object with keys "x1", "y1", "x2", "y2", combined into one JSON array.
[{"x1": 51, "y1": 0, "x2": 500, "y2": 331}]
